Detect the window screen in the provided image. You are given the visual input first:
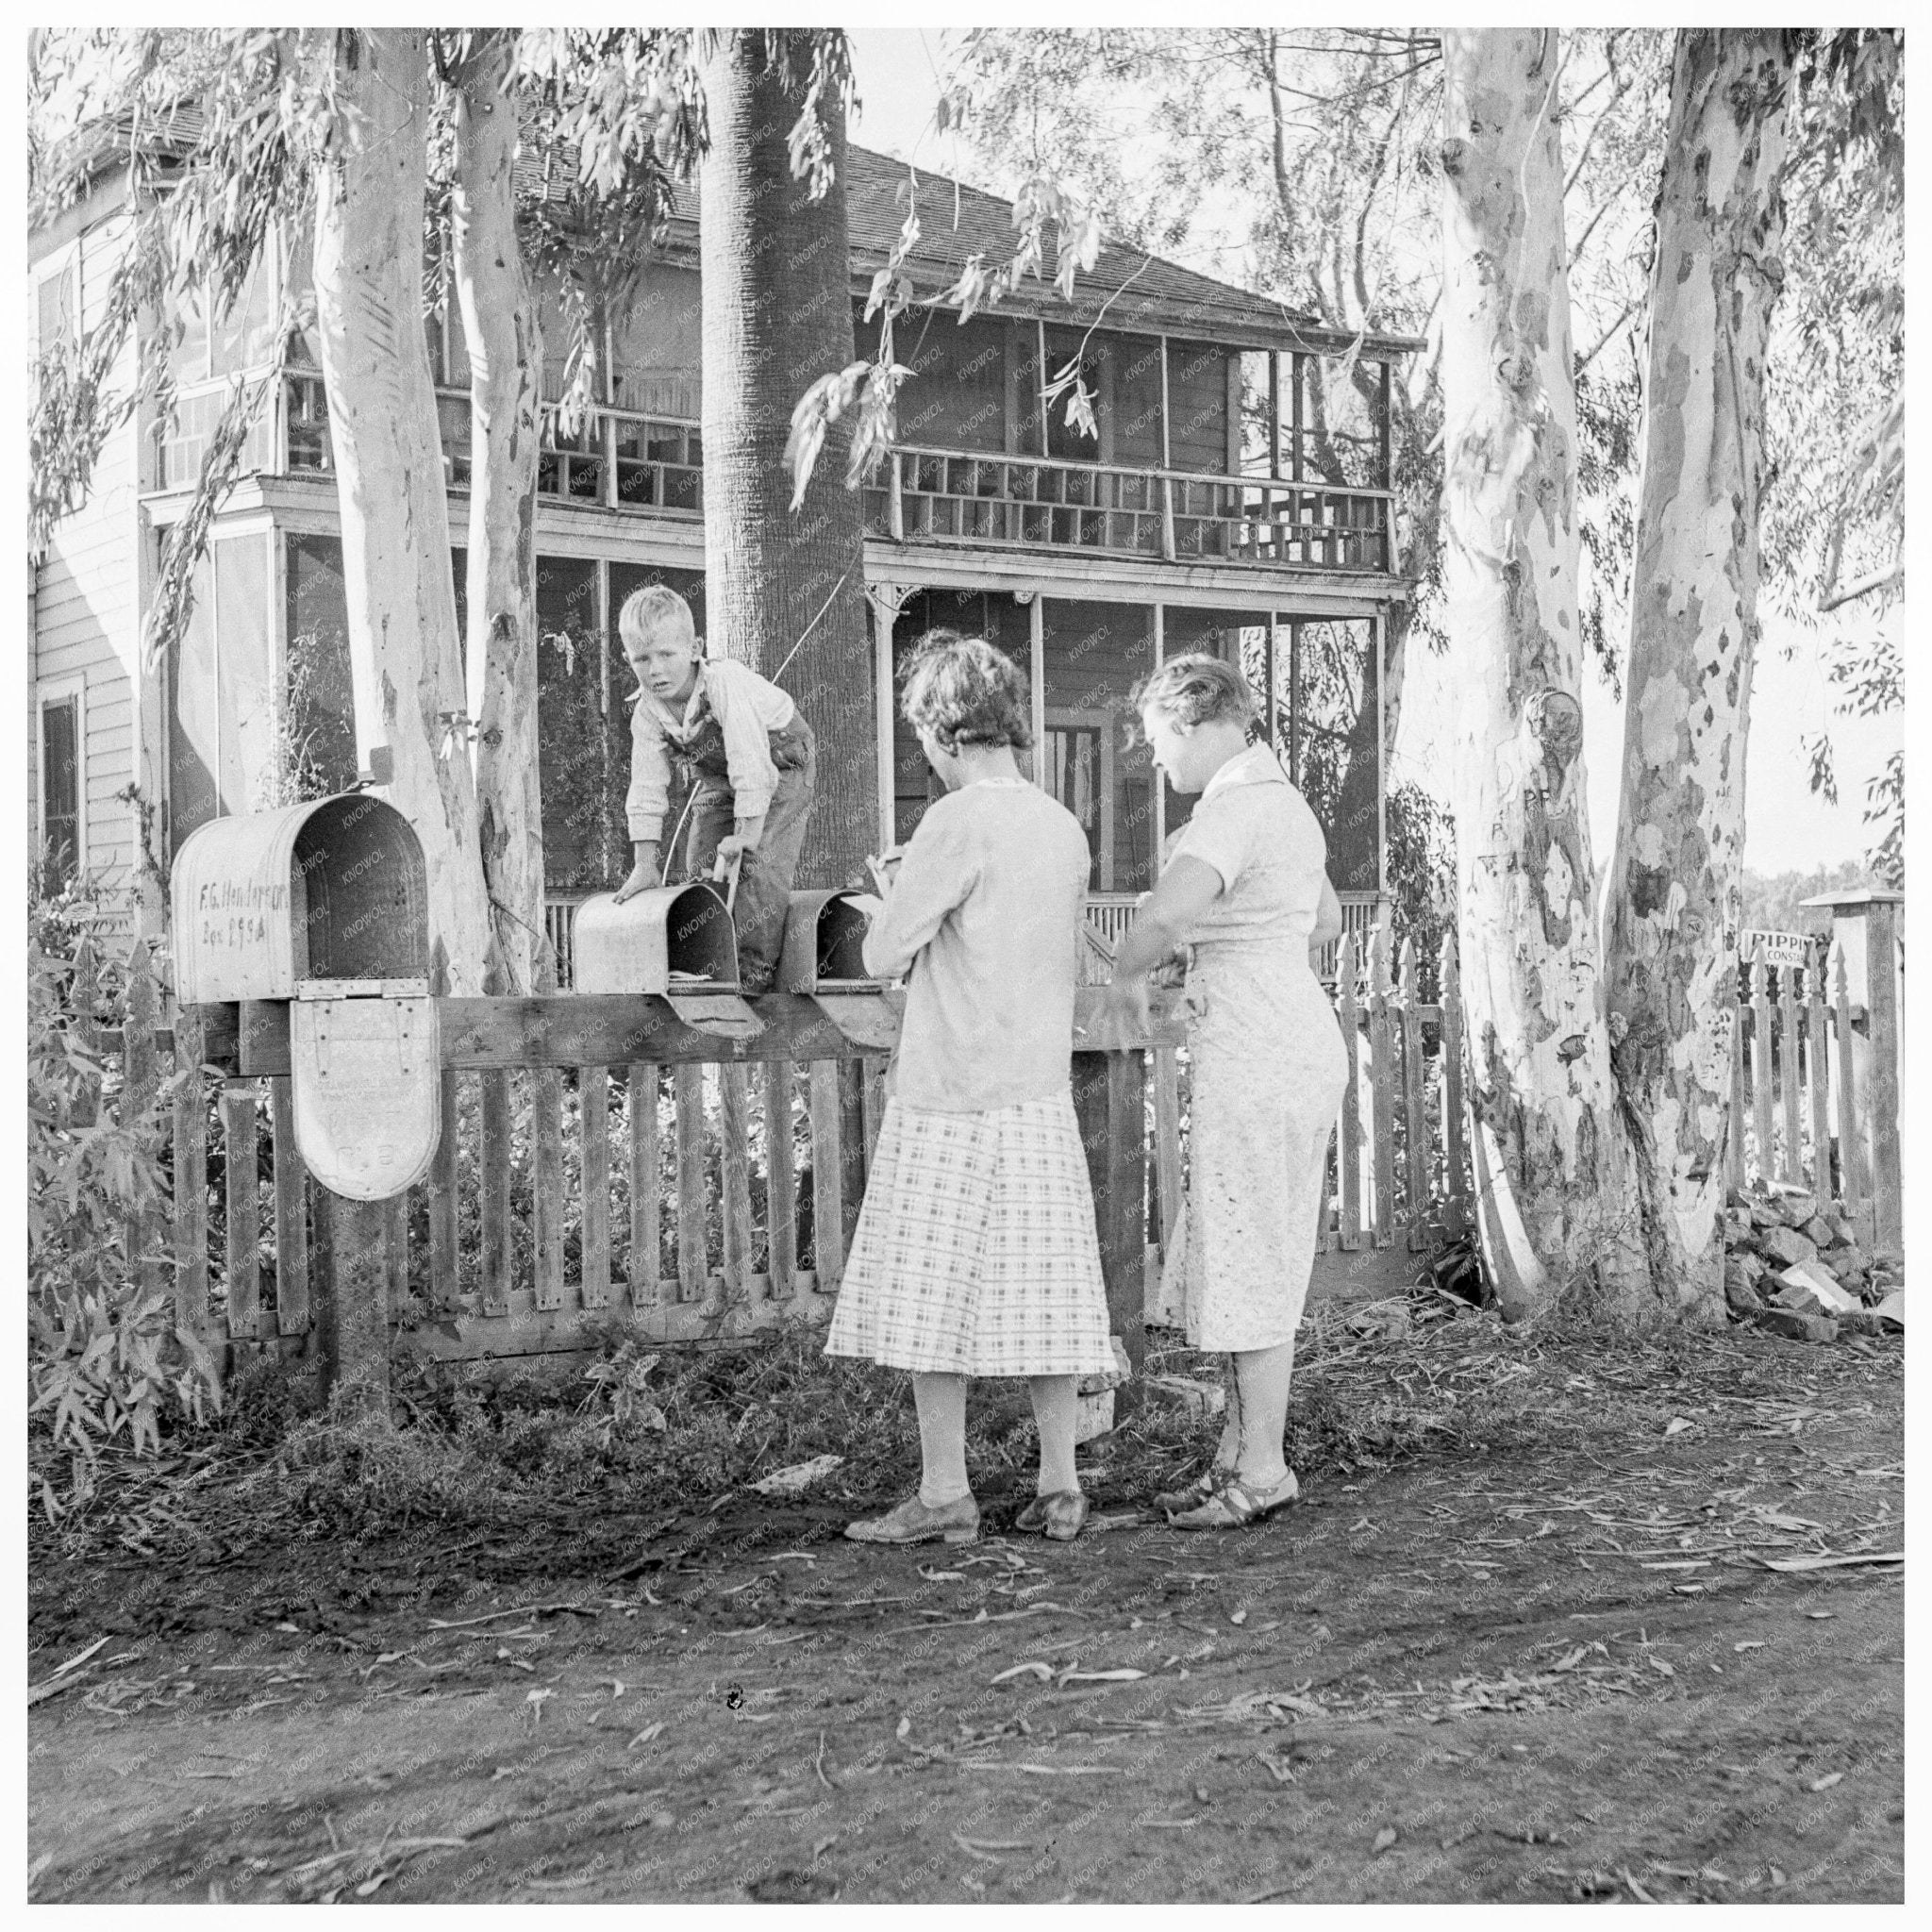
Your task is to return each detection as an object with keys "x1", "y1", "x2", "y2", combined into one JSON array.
[{"x1": 40, "y1": 696, "x2": 80, "y2": 891}]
